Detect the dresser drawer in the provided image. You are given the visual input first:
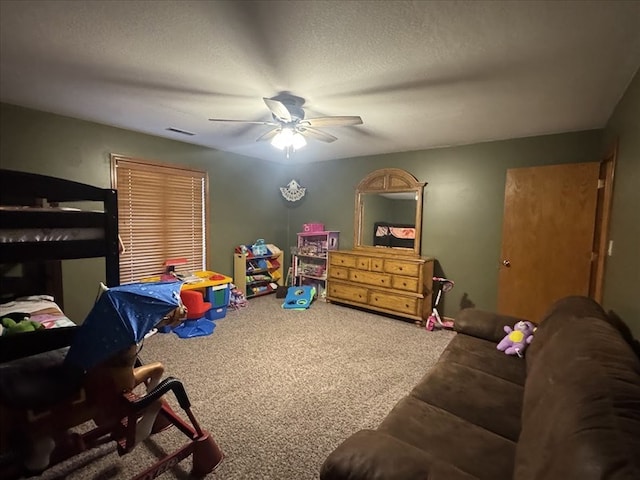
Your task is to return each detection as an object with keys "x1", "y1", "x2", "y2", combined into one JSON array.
[
  {"x1": 371, "y1": 258, "x2": 384, "y2": 271},
  {"x1": 356, "y1": 256, "x2": 371, "y2": 270},
  {"x1": 369, "y1": 291, "x2": 418, "y2": 316},
  {"x1": 328, "y1": 282, "x2": 368, "y2": 303},
  {"x1": 330, "y1": 253, "x2": 357, "y2": 268},
  {"x1": 384, "y1": 259, "x2": 419, "y2": 276},
  {"x1": 391, "y1": 275, "x2": 419, "y2": 292},
  {"x1": 349, "y1": 270, "x2": 391, "y2": 288},
  {"x1": 329, "y1": 266, "x2": 349, "y2": 280}
]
